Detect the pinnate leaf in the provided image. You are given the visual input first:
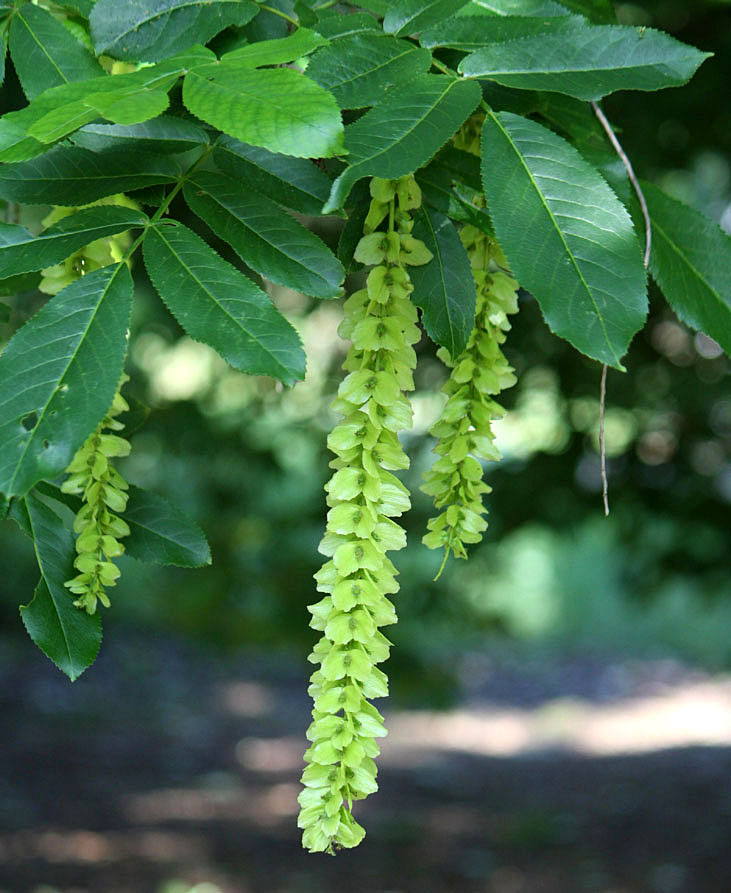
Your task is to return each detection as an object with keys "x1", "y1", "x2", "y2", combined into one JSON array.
[
  {"x1": 90, "y1": 0, "x2": 259, "y2": 62},
  {"x1": 0, "y1": 264, "x2": 133, "y2": 501},
  {"x1": 13, "y1": 494, "x2": 101, "y2": 681},
  {"x1": 0, "y1": 206, "x2": 148, "y2": 278},
  {"x1": 459, "y1": 24, "x2": 712, "y2": 101},
  {"x1": 307, "y1": 33, "x2": 432, "y2": 109},
  {"x1": 642, "y1": 182, "x2": 731, "y2": 356},
  {"x1": 124, "y1": 486, "x2": 212, "y2": 568},
  {"x1": 183, "y1": 63, "x2": 344, "y2": 159},
  {"x1": 72, "y1": 117, "x2": 210, "y2": 155},
  {"x1": 10, "y1": 2, "x2": 104, "y2": 100},
  {"x1": 221, "y1": 27, "x2": 327, "y2": 68},
  {"x1": 384, "y1": 0, "x2": 472, "y2": 36},
  {"x1": 0, "y1": 145, "x2": 179, "y2": 205},
  {"x1": 409, "y1": 207, "x2": 476, "y2": 357},
  {"x1": 143, "y1": 221, "x2": 306, "y2": 385},
  {"x1": 420, "y1": 14, "x2": 578, "y2": 51},
  {"x1": 184, "y1": 170, "x2": 344, "y2": 299},
  {"x1": 214, "y1": 135, "x2": 332, "y2": 216},
  {"x1": 324, "y1": 74, "x2": 481, "y2": 213},
  {"x1": 481, "y1": 112, "x2": 647, "y2": 368}
]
